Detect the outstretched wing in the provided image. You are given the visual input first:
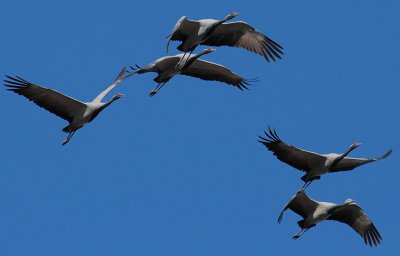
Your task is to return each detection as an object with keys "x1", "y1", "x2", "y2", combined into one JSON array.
[
  {"x1": 181, "y1": 59, "x2": 254, "y2": 90},
  {"x1": 166, "y1": 16, "x2": 200, "y2": 52},
  {"x1": 258, "y1": 127, "x2": 326, "y2": 173},
  {"x1": 202, "y1": 22, "x2": 283, "y2": 62},
  {"x1": 328, "y1": 203, "x2": 382, "y2": 246},
  {"x1": 4, "y1": 76, "x2": 86, "y2": 123},
  {"x1": 278, "y1": 190, "x2": 318, "y2": 223},
  {"x1": 329, "y1": 149, "x2": 392, "y2": 173},
  {"x1": 93, "y1": 67, "x2": 126, "y2": 102}
]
